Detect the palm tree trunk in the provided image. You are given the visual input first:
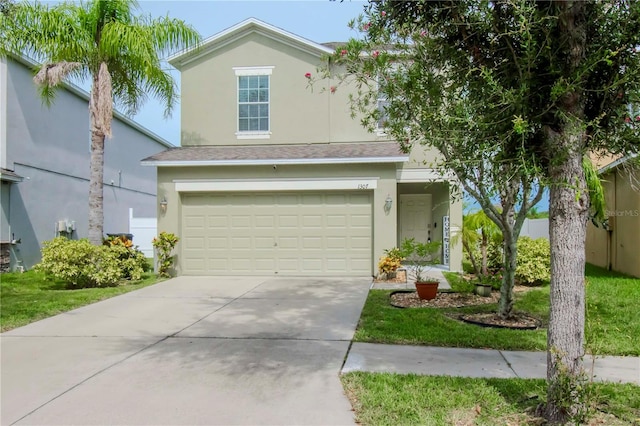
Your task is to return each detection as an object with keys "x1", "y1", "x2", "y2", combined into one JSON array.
[
  {"x1": 88, "y1": 129, "x2": 105, "y2": 245},
  {"x1": 463, "y1": 240, "x2": 481, "y2": 276},
  {"x1": 88, "y1": 72, "x2": 106, "y2": 245}
]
